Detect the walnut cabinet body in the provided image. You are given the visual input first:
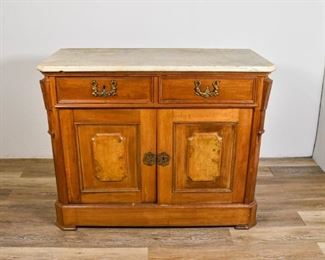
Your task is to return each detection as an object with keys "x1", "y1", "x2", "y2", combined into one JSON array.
[{"x1": 38, "y1": 49, "x2": 274, "y2": 230}]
